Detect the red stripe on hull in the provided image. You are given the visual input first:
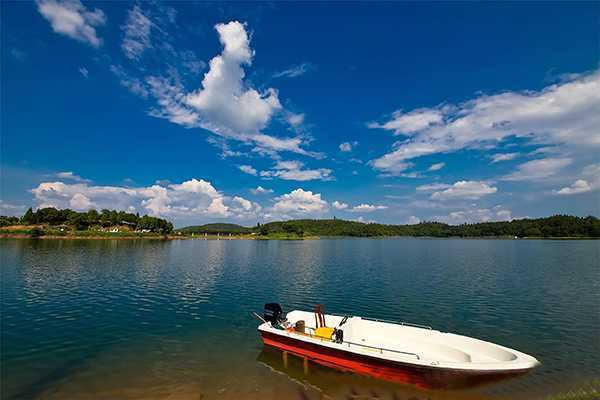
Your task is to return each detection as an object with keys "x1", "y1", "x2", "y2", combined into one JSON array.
[{"x1": 261, "y1": 331, "x2": 529, "y2": 390}]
